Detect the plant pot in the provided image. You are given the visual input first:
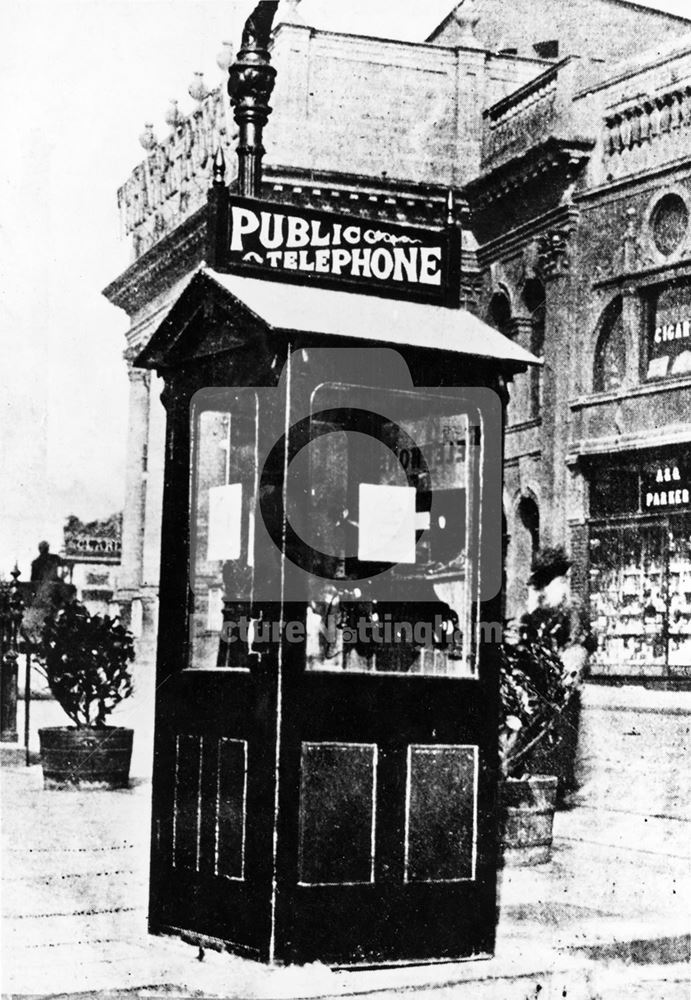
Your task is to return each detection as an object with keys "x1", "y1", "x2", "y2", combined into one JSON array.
[
  {"x1": 38, "y1": 726, "x2": 133, "y2": 789},
  {"x1": 500, "y1": 774, "x2": 558, "y2": 867}
]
